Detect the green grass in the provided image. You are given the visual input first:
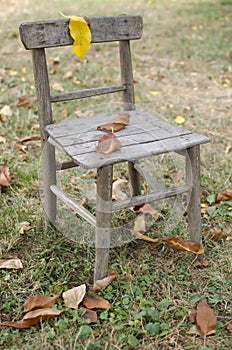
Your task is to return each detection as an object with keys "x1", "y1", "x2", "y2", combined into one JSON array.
[{"x1": 0, "y1": 0, "x2": 232, "y2": 349}]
